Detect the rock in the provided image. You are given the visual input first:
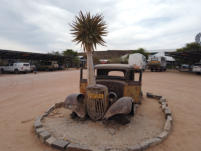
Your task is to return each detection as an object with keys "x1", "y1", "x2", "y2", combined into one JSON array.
[
  {"x1": 146, "y1": 92, "x2": 162, "y2": 100},
  {"x1": 159, "y1": 98, "x2": 166, "y2": 104},
  {"x1": 167, "y1": 115, "x2": 173, "y2": 123},
  {"x1": 146, "y1": 92, "x2": 153, "y2": 98},
  {"x1": 164, "y1": 107, "x2": 172, "y2": 119},
  {"x1": 35, "y1": 127, "x2": 45, "y2": 135},
  {"x1": 34, "y1": 119, "x2": 42, "y2": 128},
  {"x1": 66, "y1": 143, "x2": 92, "y2": 151},
  {"x1": 39, "y1": 131, "x2": 51, "y2": 142},
  {"x1": 42, "y1": 111, "x2": 49, "y2": 117},
  {"x1": 161, "y1": 102, "x2": 167, "y2": 112},
  {"x1": 157, "y1": 131, "x2": 168, "y2": 140},
  {"x1": 45, "y1": 136, "x2": 56, "y2": 146},
  {"x1": 127, "y1": 144, "x2": 142, "y2": 151},
  {"x1": 139, "y1": 140, "x2": 150, "y2": 150},
  {"x1": 52, "y1": 139, "x2": 69, "y2": 150},
  {"x1": 164, "y1": 118, "x2": 172, "y2": 132},
  {"x1": 138, "y1": 137, "x2": 162, "y2": 150},
  {"x1": 55, "y1": 102, "x2": 64, "y2": 108},
  {"x1": 46, "y1": 105, "x2": 55, "y2": 114},
  {"x1": 149, "y1": 137, "x2": 162, "y2": 146}
]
